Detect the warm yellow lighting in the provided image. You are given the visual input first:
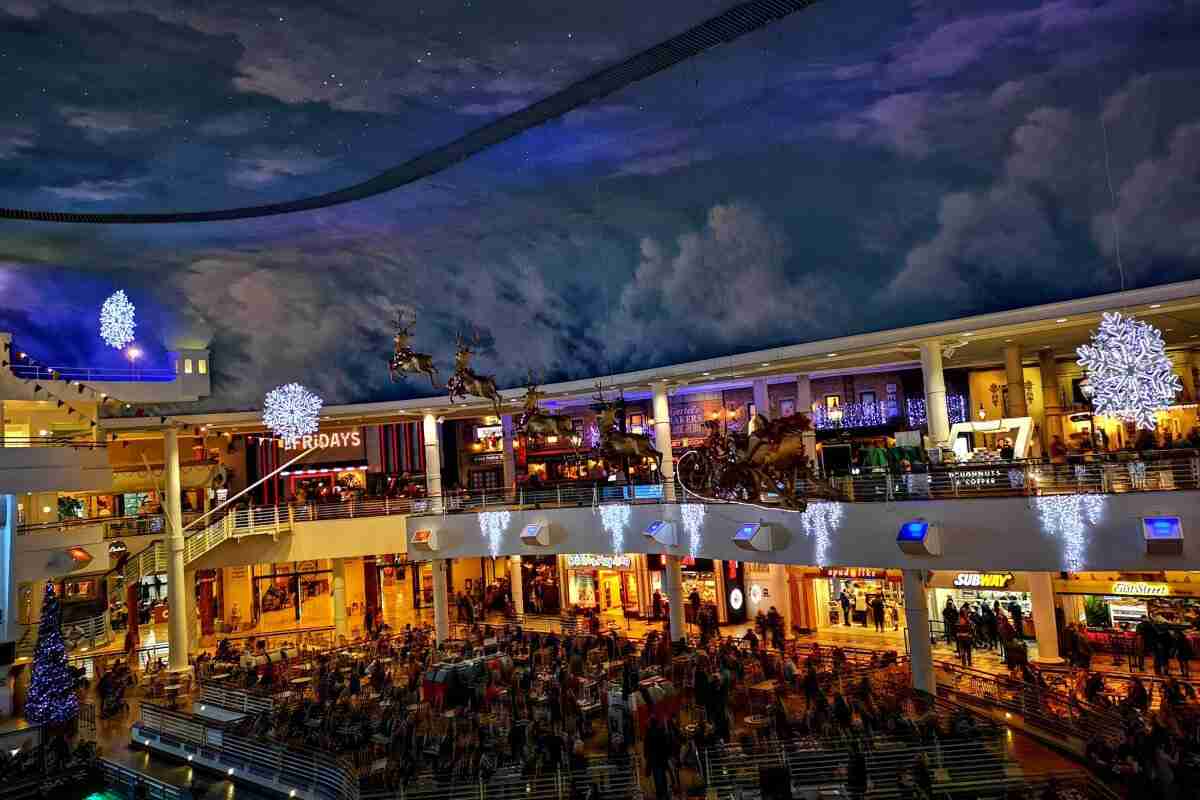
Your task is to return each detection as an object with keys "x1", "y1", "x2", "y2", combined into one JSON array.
[
  {"x1": 41, "y1": 506, "x2": 51, "y2": 514},
  {"x1": 38, "y1": 429, "x2": 48, "y2": 436},
  {"x1": 547, "y1": 435, "x2": 559, "y2": 444}
]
